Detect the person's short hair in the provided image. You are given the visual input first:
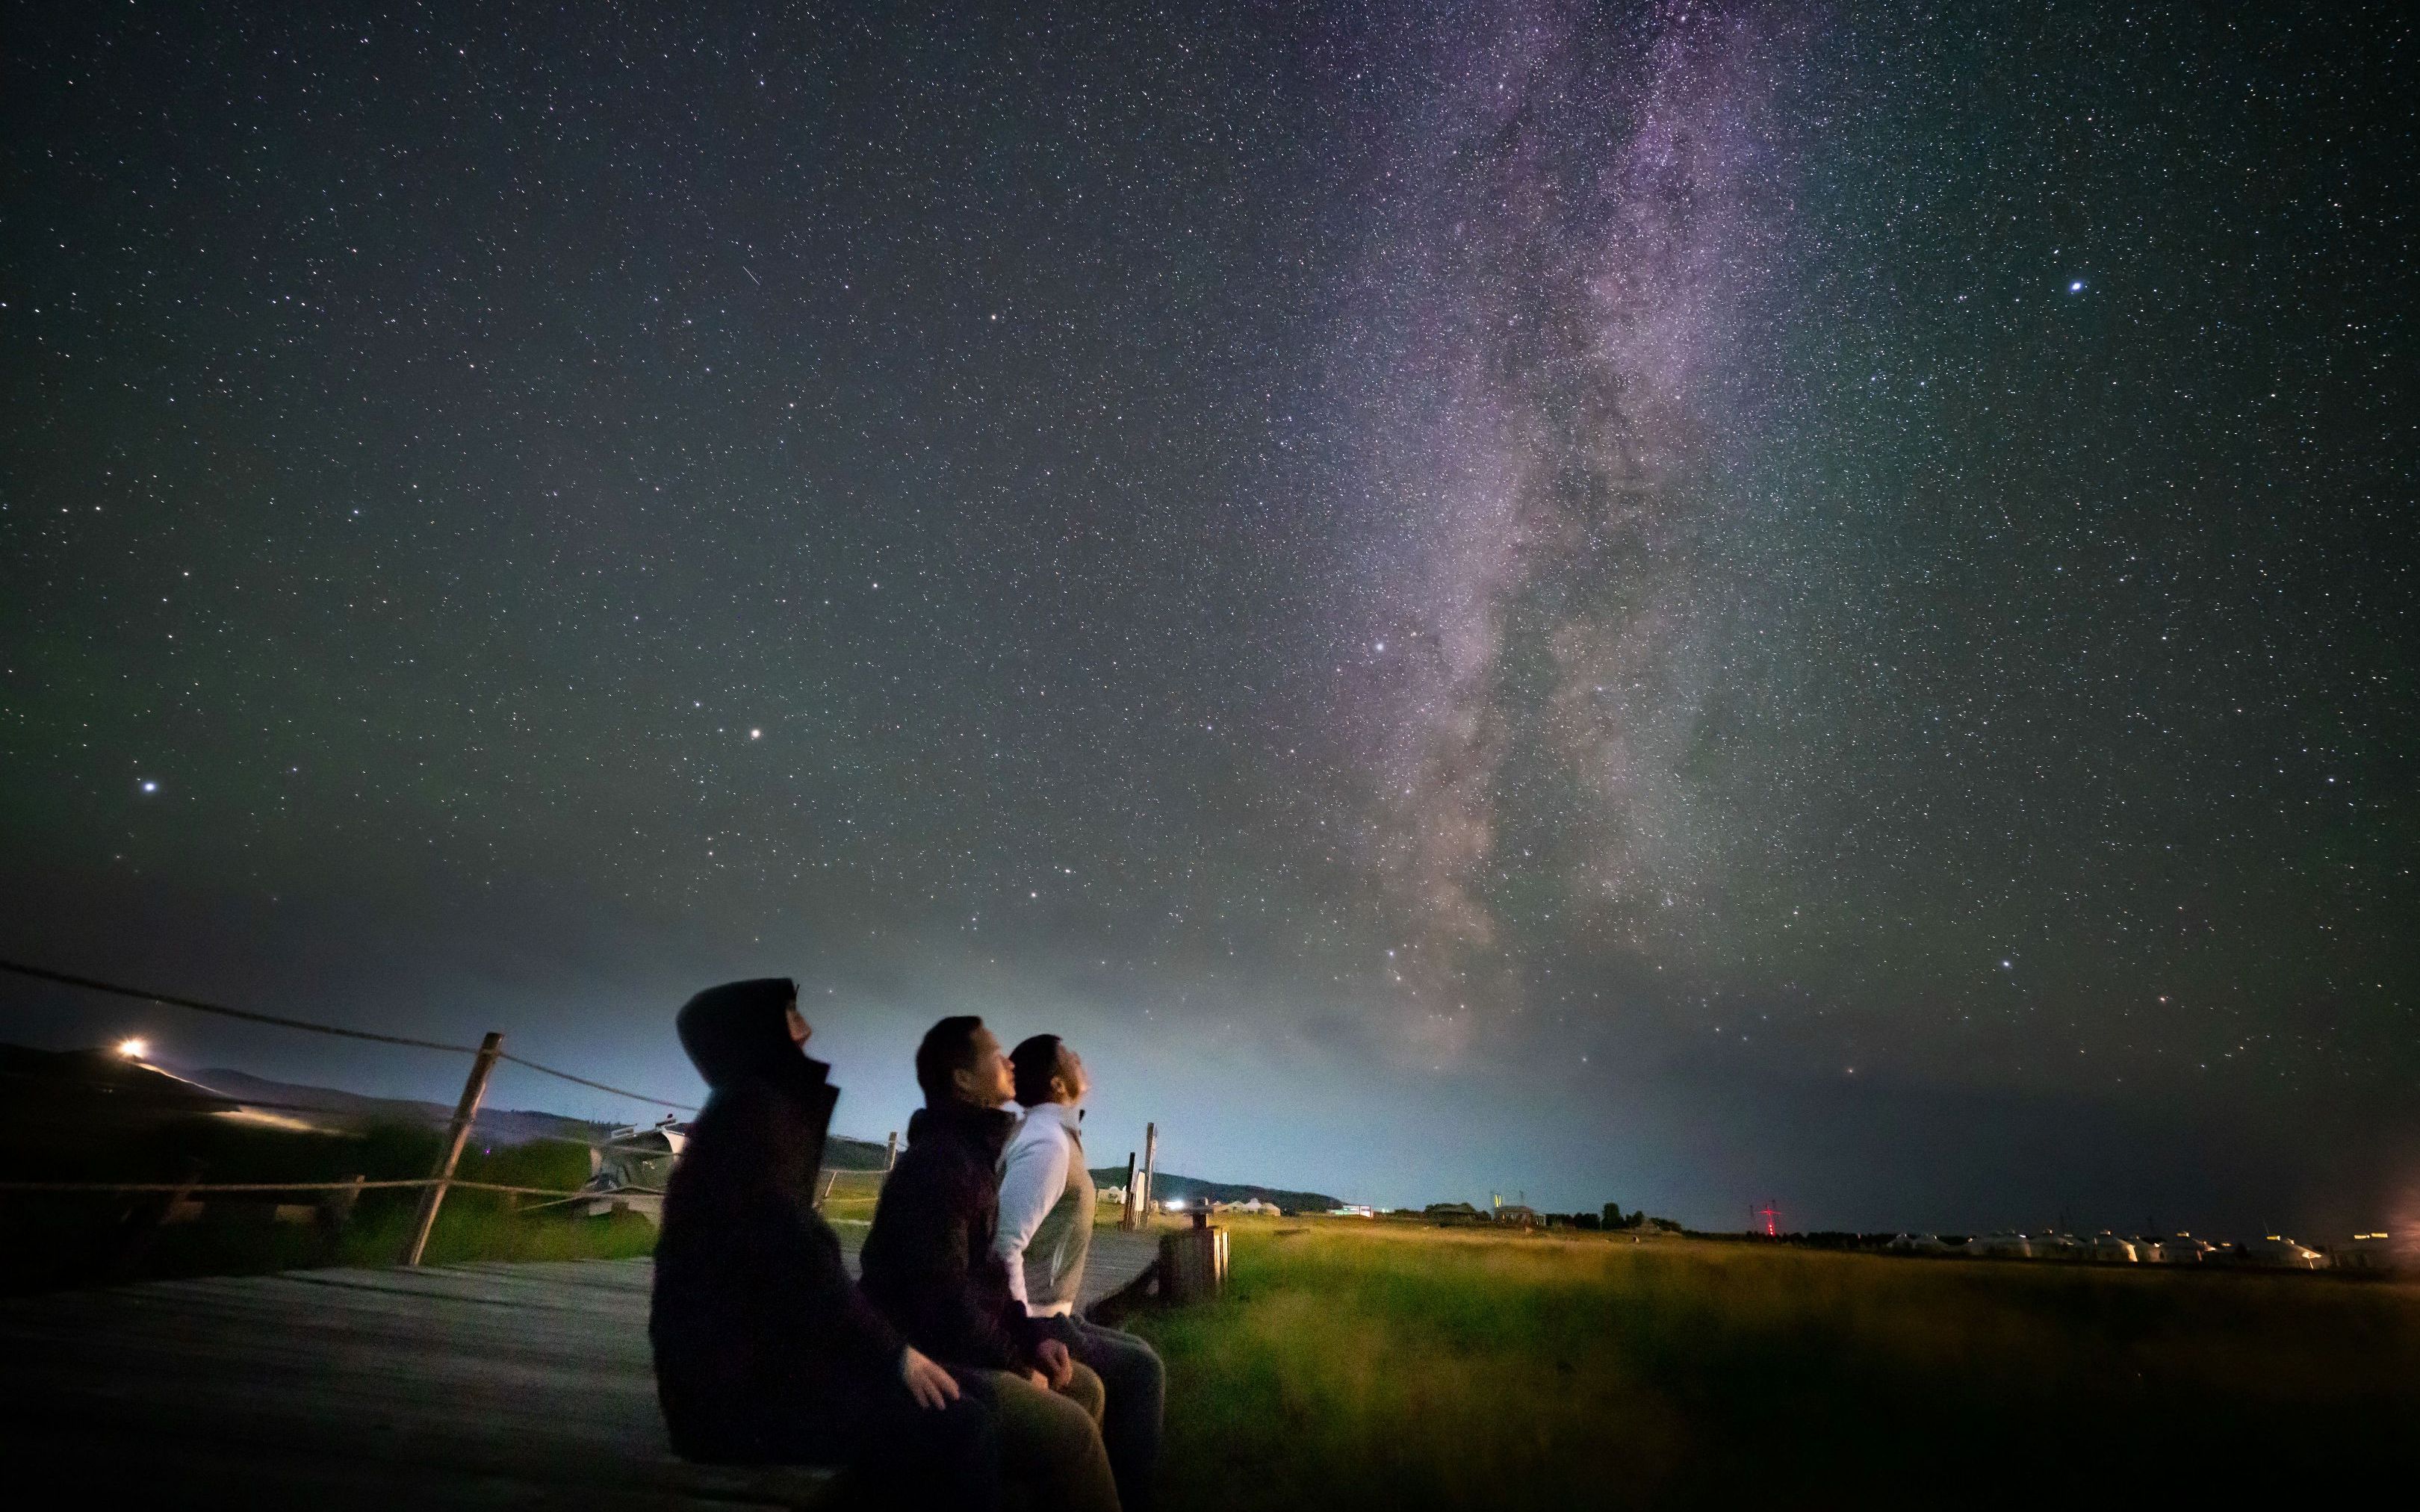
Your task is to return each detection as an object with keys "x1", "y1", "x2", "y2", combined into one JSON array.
[
  {"x1": 1009, "y1": 1034, "x2": 1065, "y2": 1108},
  {"x1": 915, "y1": 1015, "x2": 986, "y2": 1104}
]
